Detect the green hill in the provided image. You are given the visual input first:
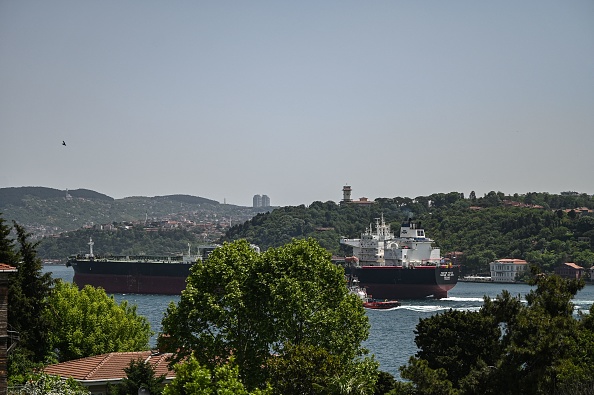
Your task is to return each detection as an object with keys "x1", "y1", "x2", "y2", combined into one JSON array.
[
  {"x1": 0, "y1": 186, "x2": 263, "y2": 240},
  {"x1": 220, "y1": 191, "x2": 594, "y2": 274}
]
